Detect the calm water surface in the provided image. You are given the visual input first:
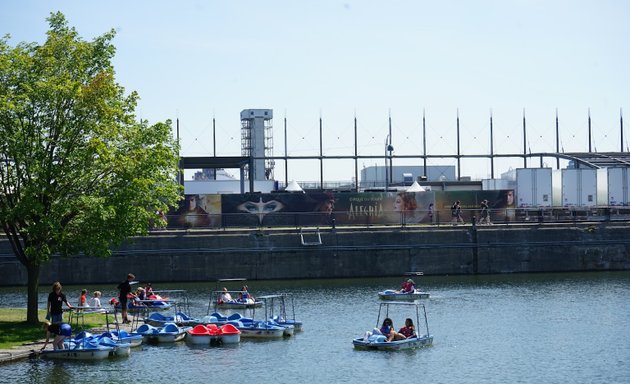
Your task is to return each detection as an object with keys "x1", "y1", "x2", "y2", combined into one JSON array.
[{"x1": 1, "y1": 272, "x2": 629, "y2": 384}]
